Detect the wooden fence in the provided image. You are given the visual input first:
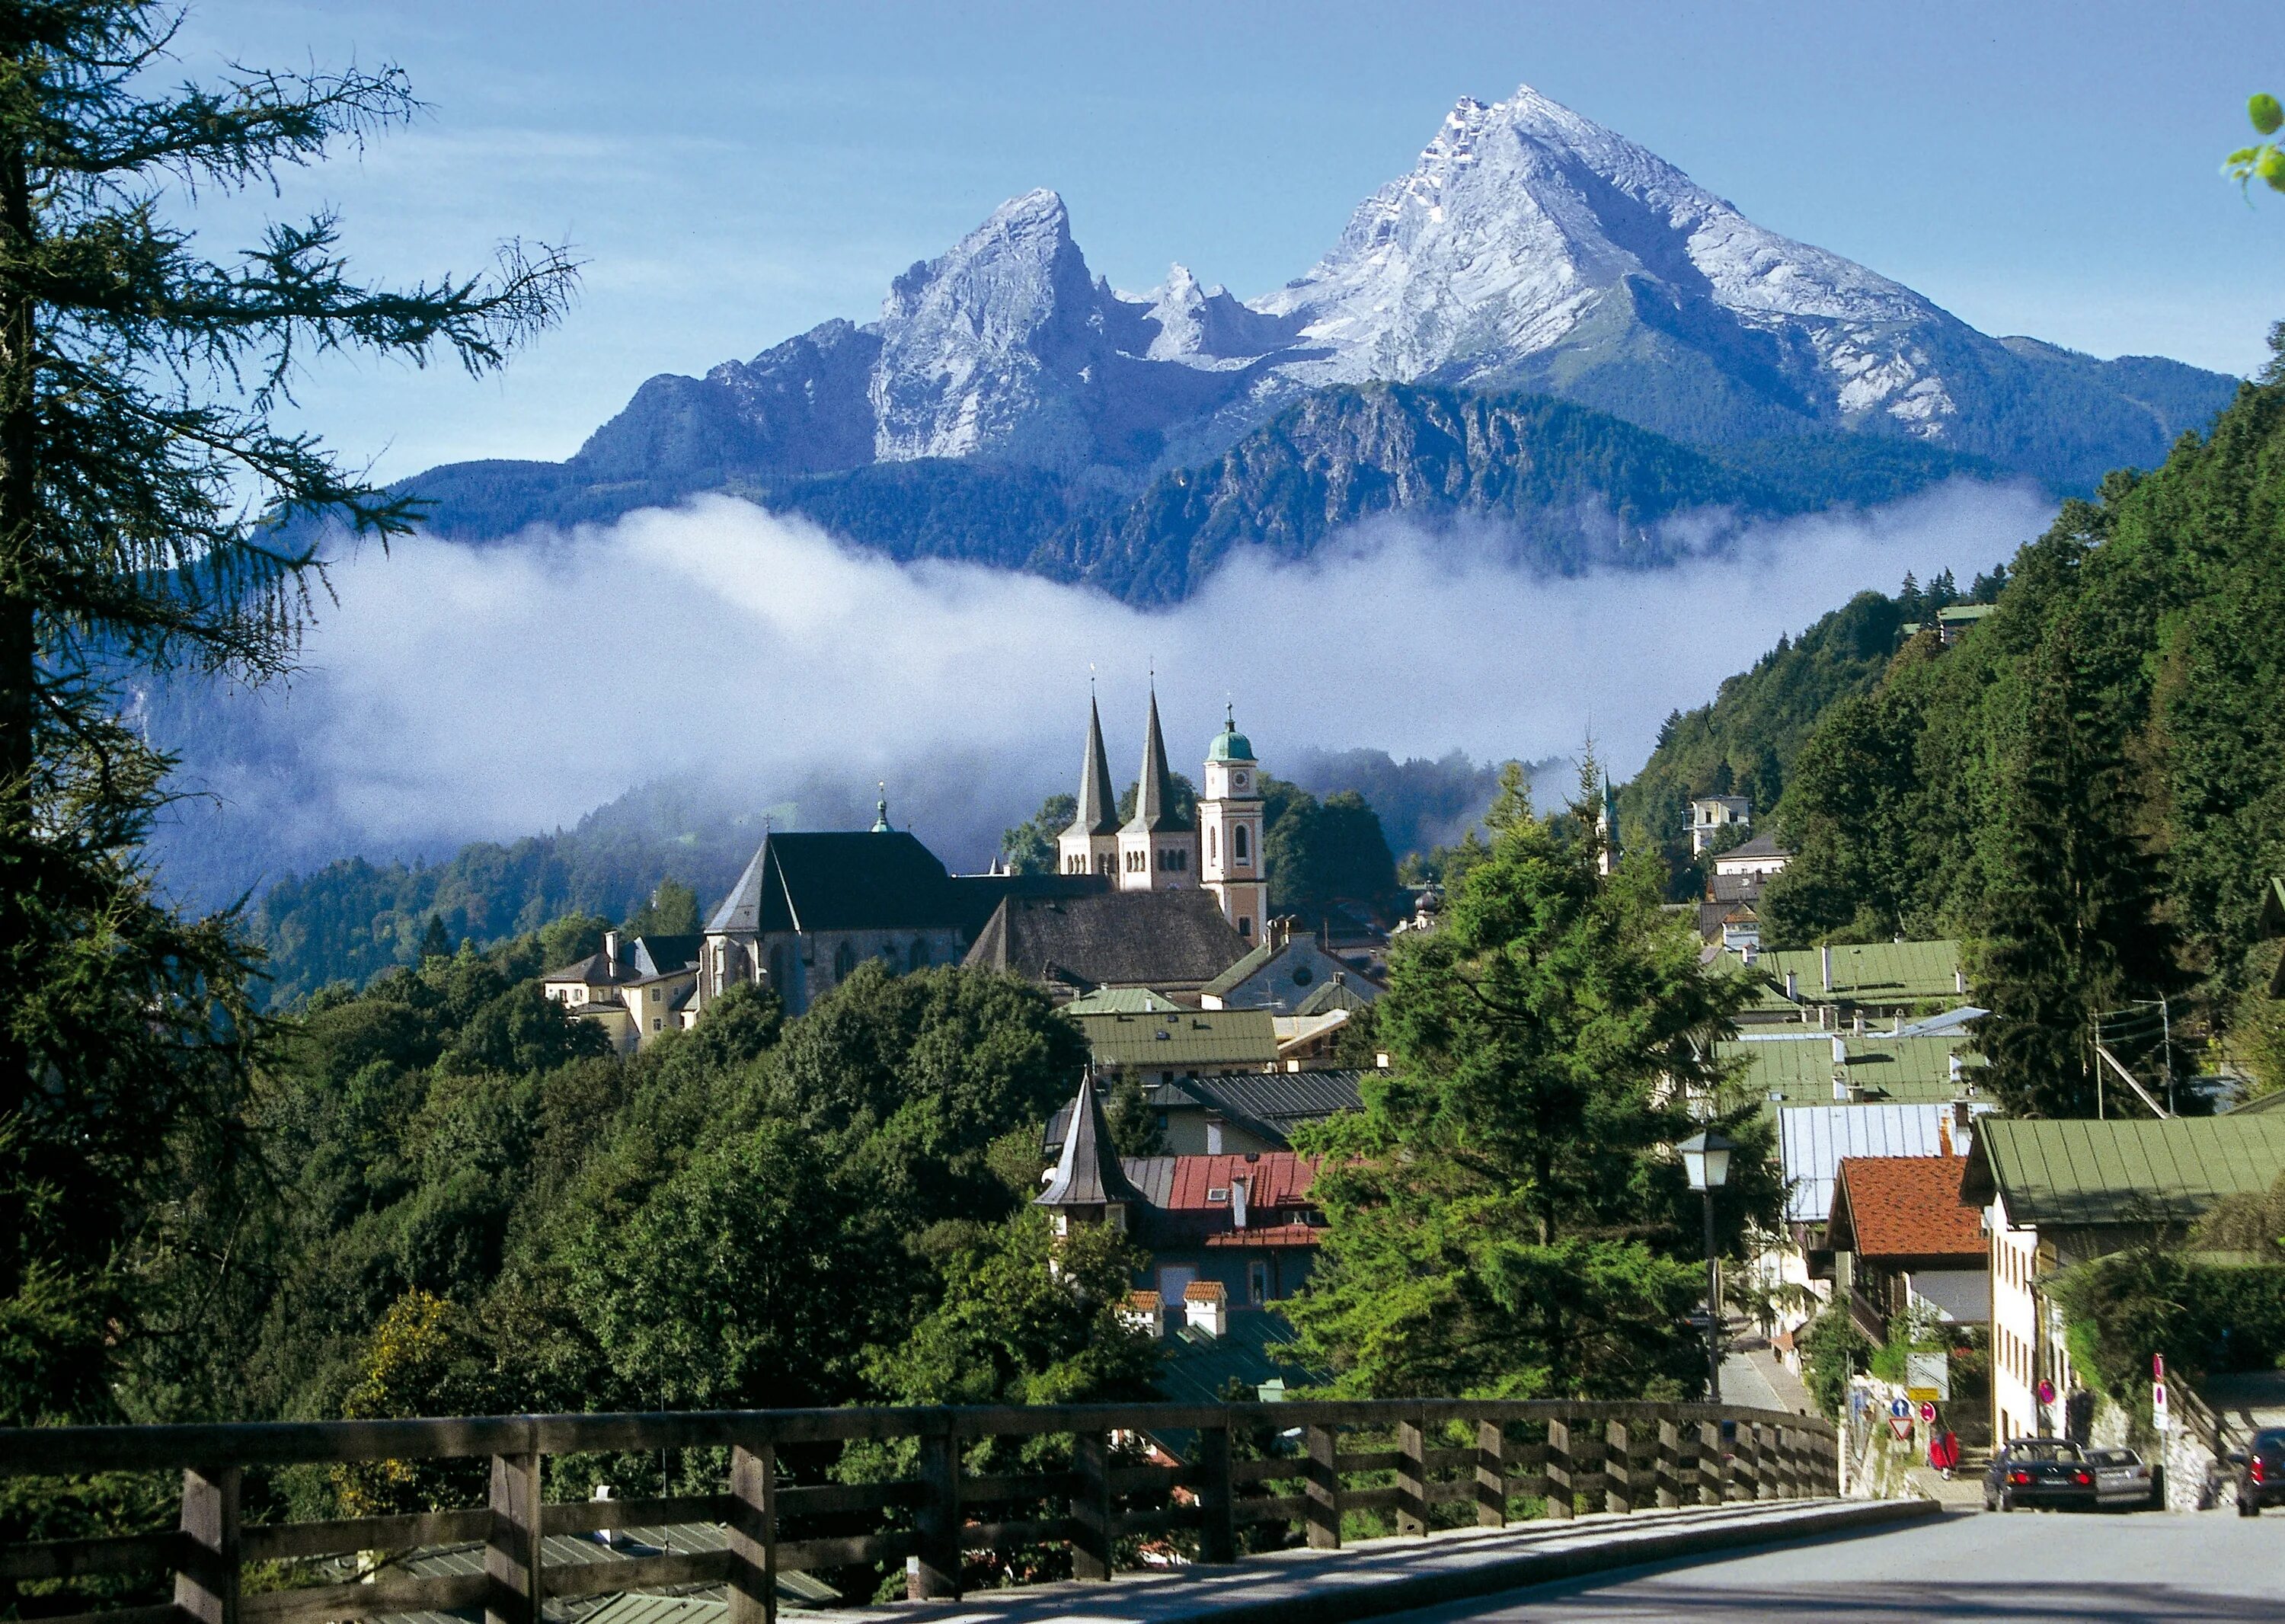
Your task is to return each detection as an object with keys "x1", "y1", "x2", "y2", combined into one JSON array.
[{"x1": 0, "y1": 1399, "x2": 1837, "y2": 1624}]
